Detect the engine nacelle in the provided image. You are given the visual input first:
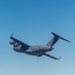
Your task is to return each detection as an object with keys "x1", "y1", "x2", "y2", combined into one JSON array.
[
  {"x1": 13, "y1": 43, "x2": 20, "y2": 47},
  {"x1": 10, "y1": 41, "x2": 20, "y2": 47},
  {"x1": 10, "y1": 41, "x2": 15, "y2": 45},
  {"x1": 13, "y1": 45, "x2": 22, "y2": 52}
]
